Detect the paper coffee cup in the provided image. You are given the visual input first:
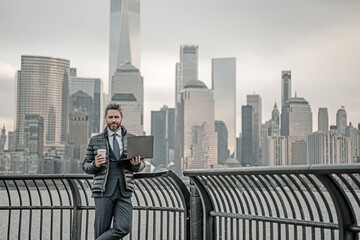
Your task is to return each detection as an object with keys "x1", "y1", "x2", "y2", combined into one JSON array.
[{"x1": 97, "y1": 149, "x2": 106, "y2": 157}]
